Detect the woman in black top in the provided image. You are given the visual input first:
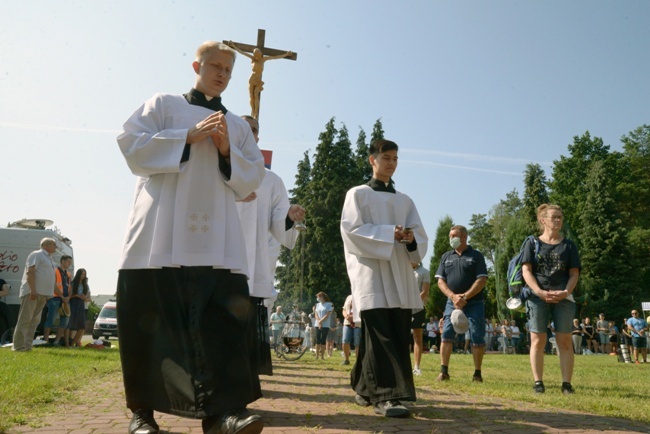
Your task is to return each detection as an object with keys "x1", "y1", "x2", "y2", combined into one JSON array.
[
  {"x1": 522, "y1": 204, "x2": 581, "y2": 395},
  {"x1": 582, "y1": 317, "x2": 598, "y2": 354}
]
